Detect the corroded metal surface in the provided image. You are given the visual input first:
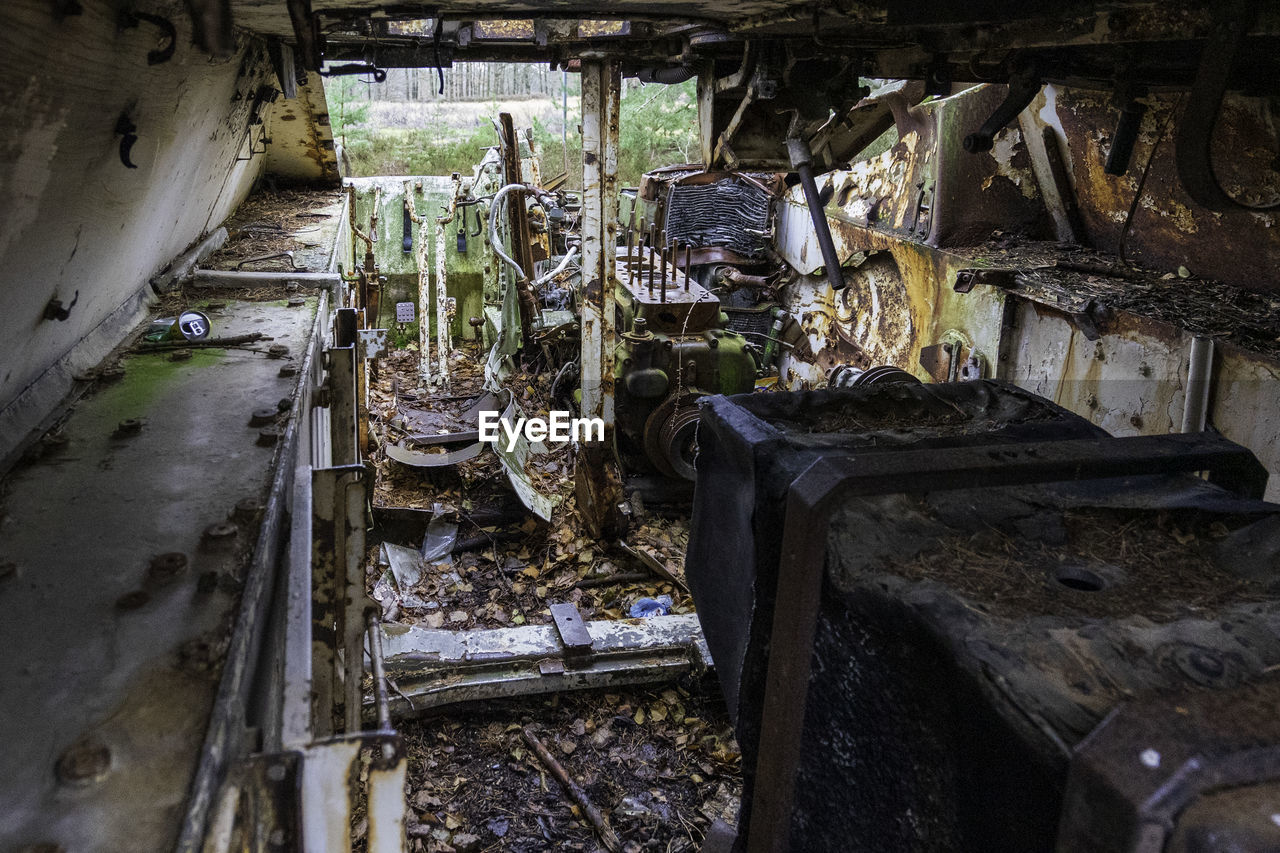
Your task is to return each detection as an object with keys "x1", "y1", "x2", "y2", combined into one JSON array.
[{"x1": 1039, "y1": 87, "x2": 1280, "y2": 292}]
